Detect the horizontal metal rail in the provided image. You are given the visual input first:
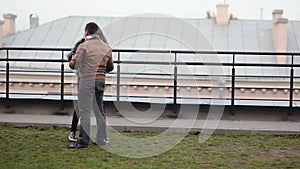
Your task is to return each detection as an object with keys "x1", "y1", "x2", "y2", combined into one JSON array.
[
  {"x1": 0, "y1": 47, "x2": 299, "y2": 115},
  {"x1": 1, "y1": 46, "x2": 300, "y2": 55}
]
